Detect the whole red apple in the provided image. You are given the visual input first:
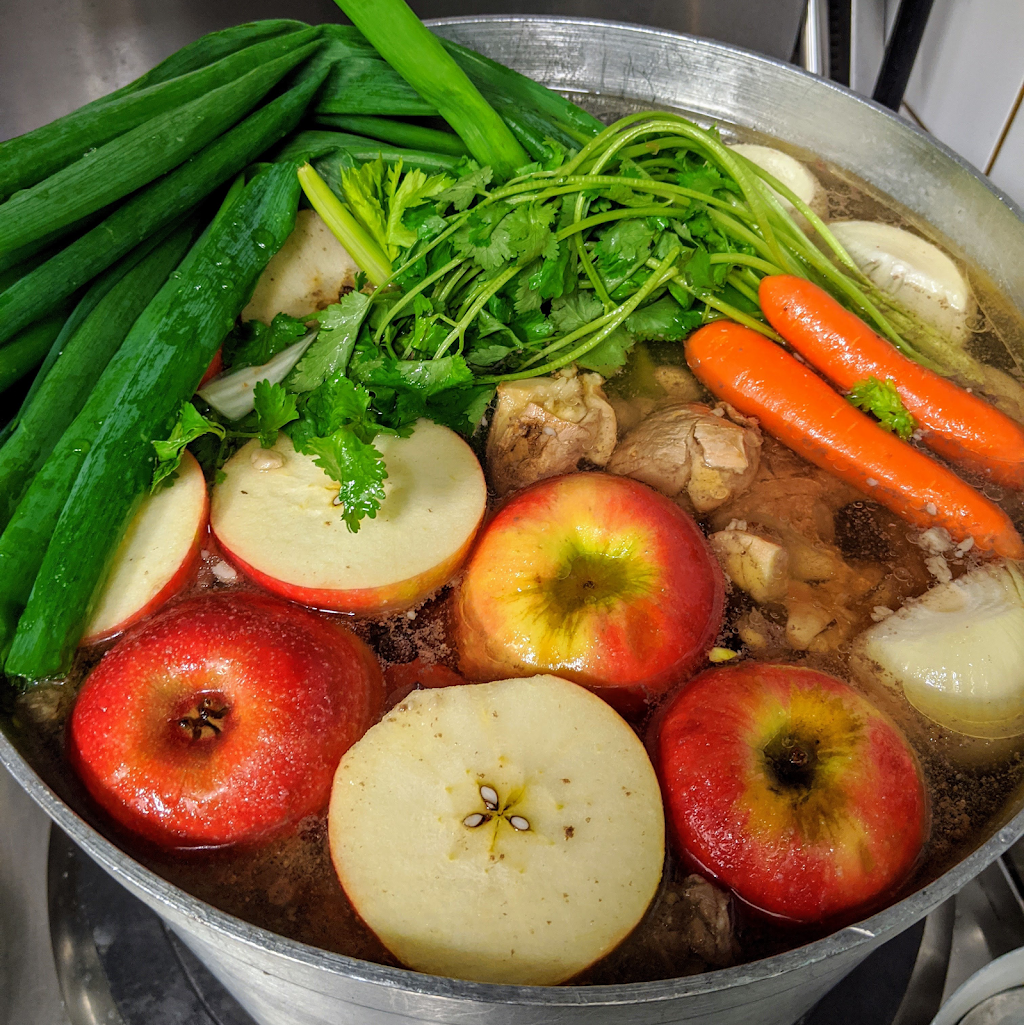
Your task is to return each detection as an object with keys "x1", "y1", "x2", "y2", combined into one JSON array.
[
  {"x1": 69, "y1": 591, "x2": 384, "y2": 848},
  {"x1": 656, "y1": 662, "x2": 927, "y2": 923},
  {"x1": 453, "y1": 472, "x2": 725, "y2": 714}
]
